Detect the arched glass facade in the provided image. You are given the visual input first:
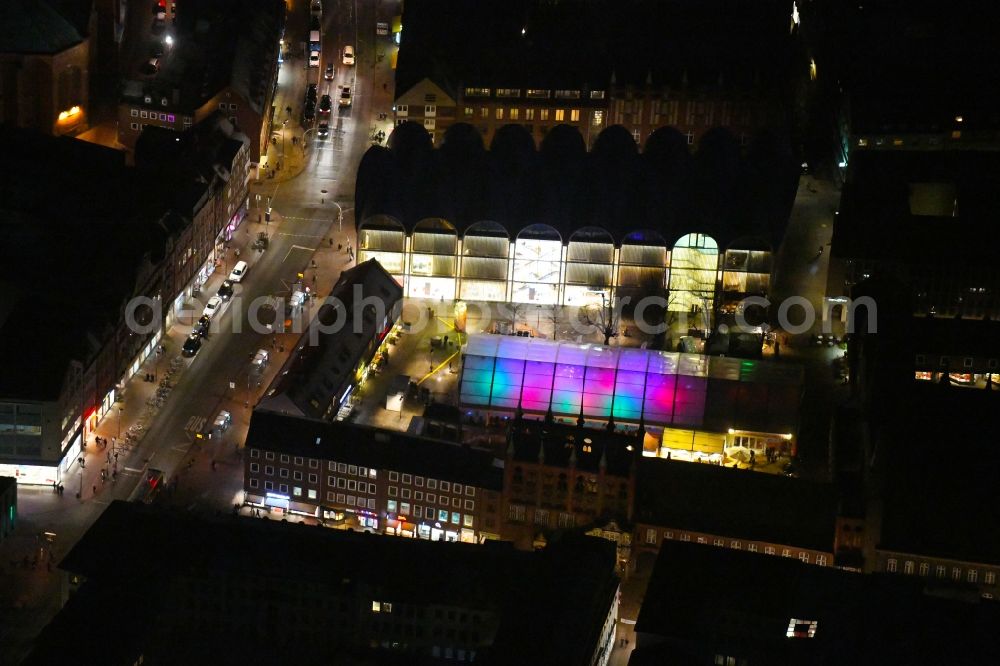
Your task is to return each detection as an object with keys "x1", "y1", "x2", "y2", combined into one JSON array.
[
  {"x1": 669, "y1": 233, "x2": 719, "y2": 315},
  {"x1": 358, "y1": 216, "x2": 406, "y2": 282},
  {"x1": 617, "y1": 230, "x2": 668, "y2": 299},
  {"x1": 720, "y1": 239, "x2": 773, "y2": 315},
  {"x1": 460, "y1": 221, "x2": 510, "y2": 302},
  {"x1": 408, "y1": 218, "x2": 458, "y2": 300},
  {"x1": 565, "y1": 227, "x2": 615, "y2": 307},
  {"x1": 355, "y1": 219, "x2": 771, "y2": 318},
  {"x1": 512, "y1": 224, "x2": 563, "y2": 305}
]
